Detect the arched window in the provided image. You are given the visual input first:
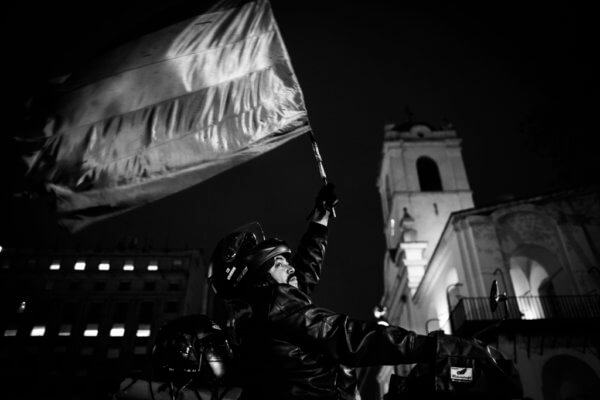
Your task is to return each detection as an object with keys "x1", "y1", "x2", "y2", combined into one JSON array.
[
  {"x1": 417, "y1": 156, "x2": 442, "y2": 191},
  {"x1": 509, "y1": 244, "x2": 563, "y2": 320}
]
